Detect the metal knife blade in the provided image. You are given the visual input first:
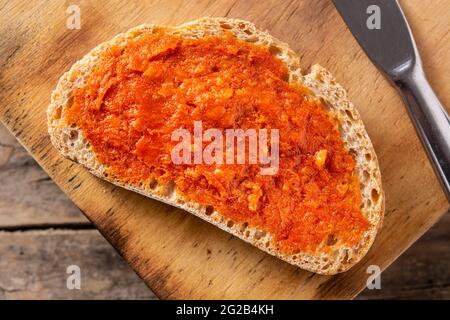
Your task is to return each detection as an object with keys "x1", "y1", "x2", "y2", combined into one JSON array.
[
  {"x1": 333, "y1": 0, "x2": 450, "y2": 201},
  {"x1": 332, "y1": 0, "x2": 416, "y2": 79}
]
